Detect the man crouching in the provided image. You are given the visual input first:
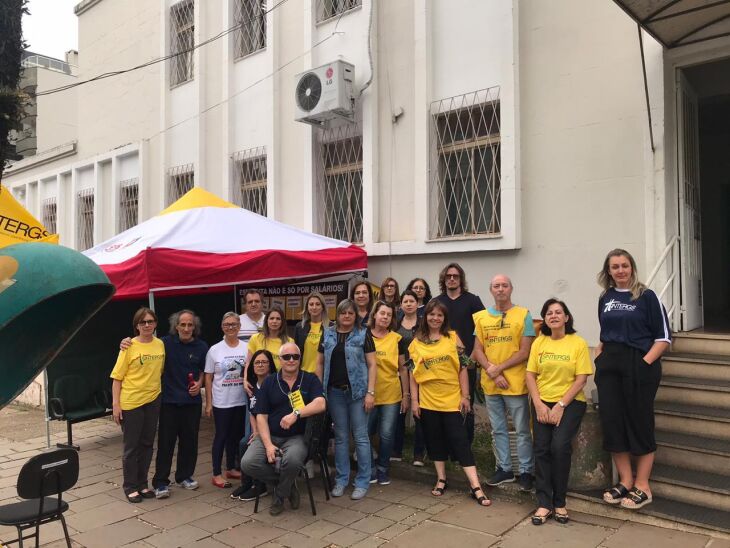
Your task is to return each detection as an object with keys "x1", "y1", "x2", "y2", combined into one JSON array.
[{"x1": 242, "y1": 342, "x2": 326, "y2": 515}]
